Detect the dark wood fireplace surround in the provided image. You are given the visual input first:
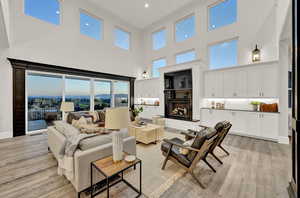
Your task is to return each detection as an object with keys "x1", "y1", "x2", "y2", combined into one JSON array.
[{"x1": 164, "y1": 69, "x2": 192, "y2": 121}]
